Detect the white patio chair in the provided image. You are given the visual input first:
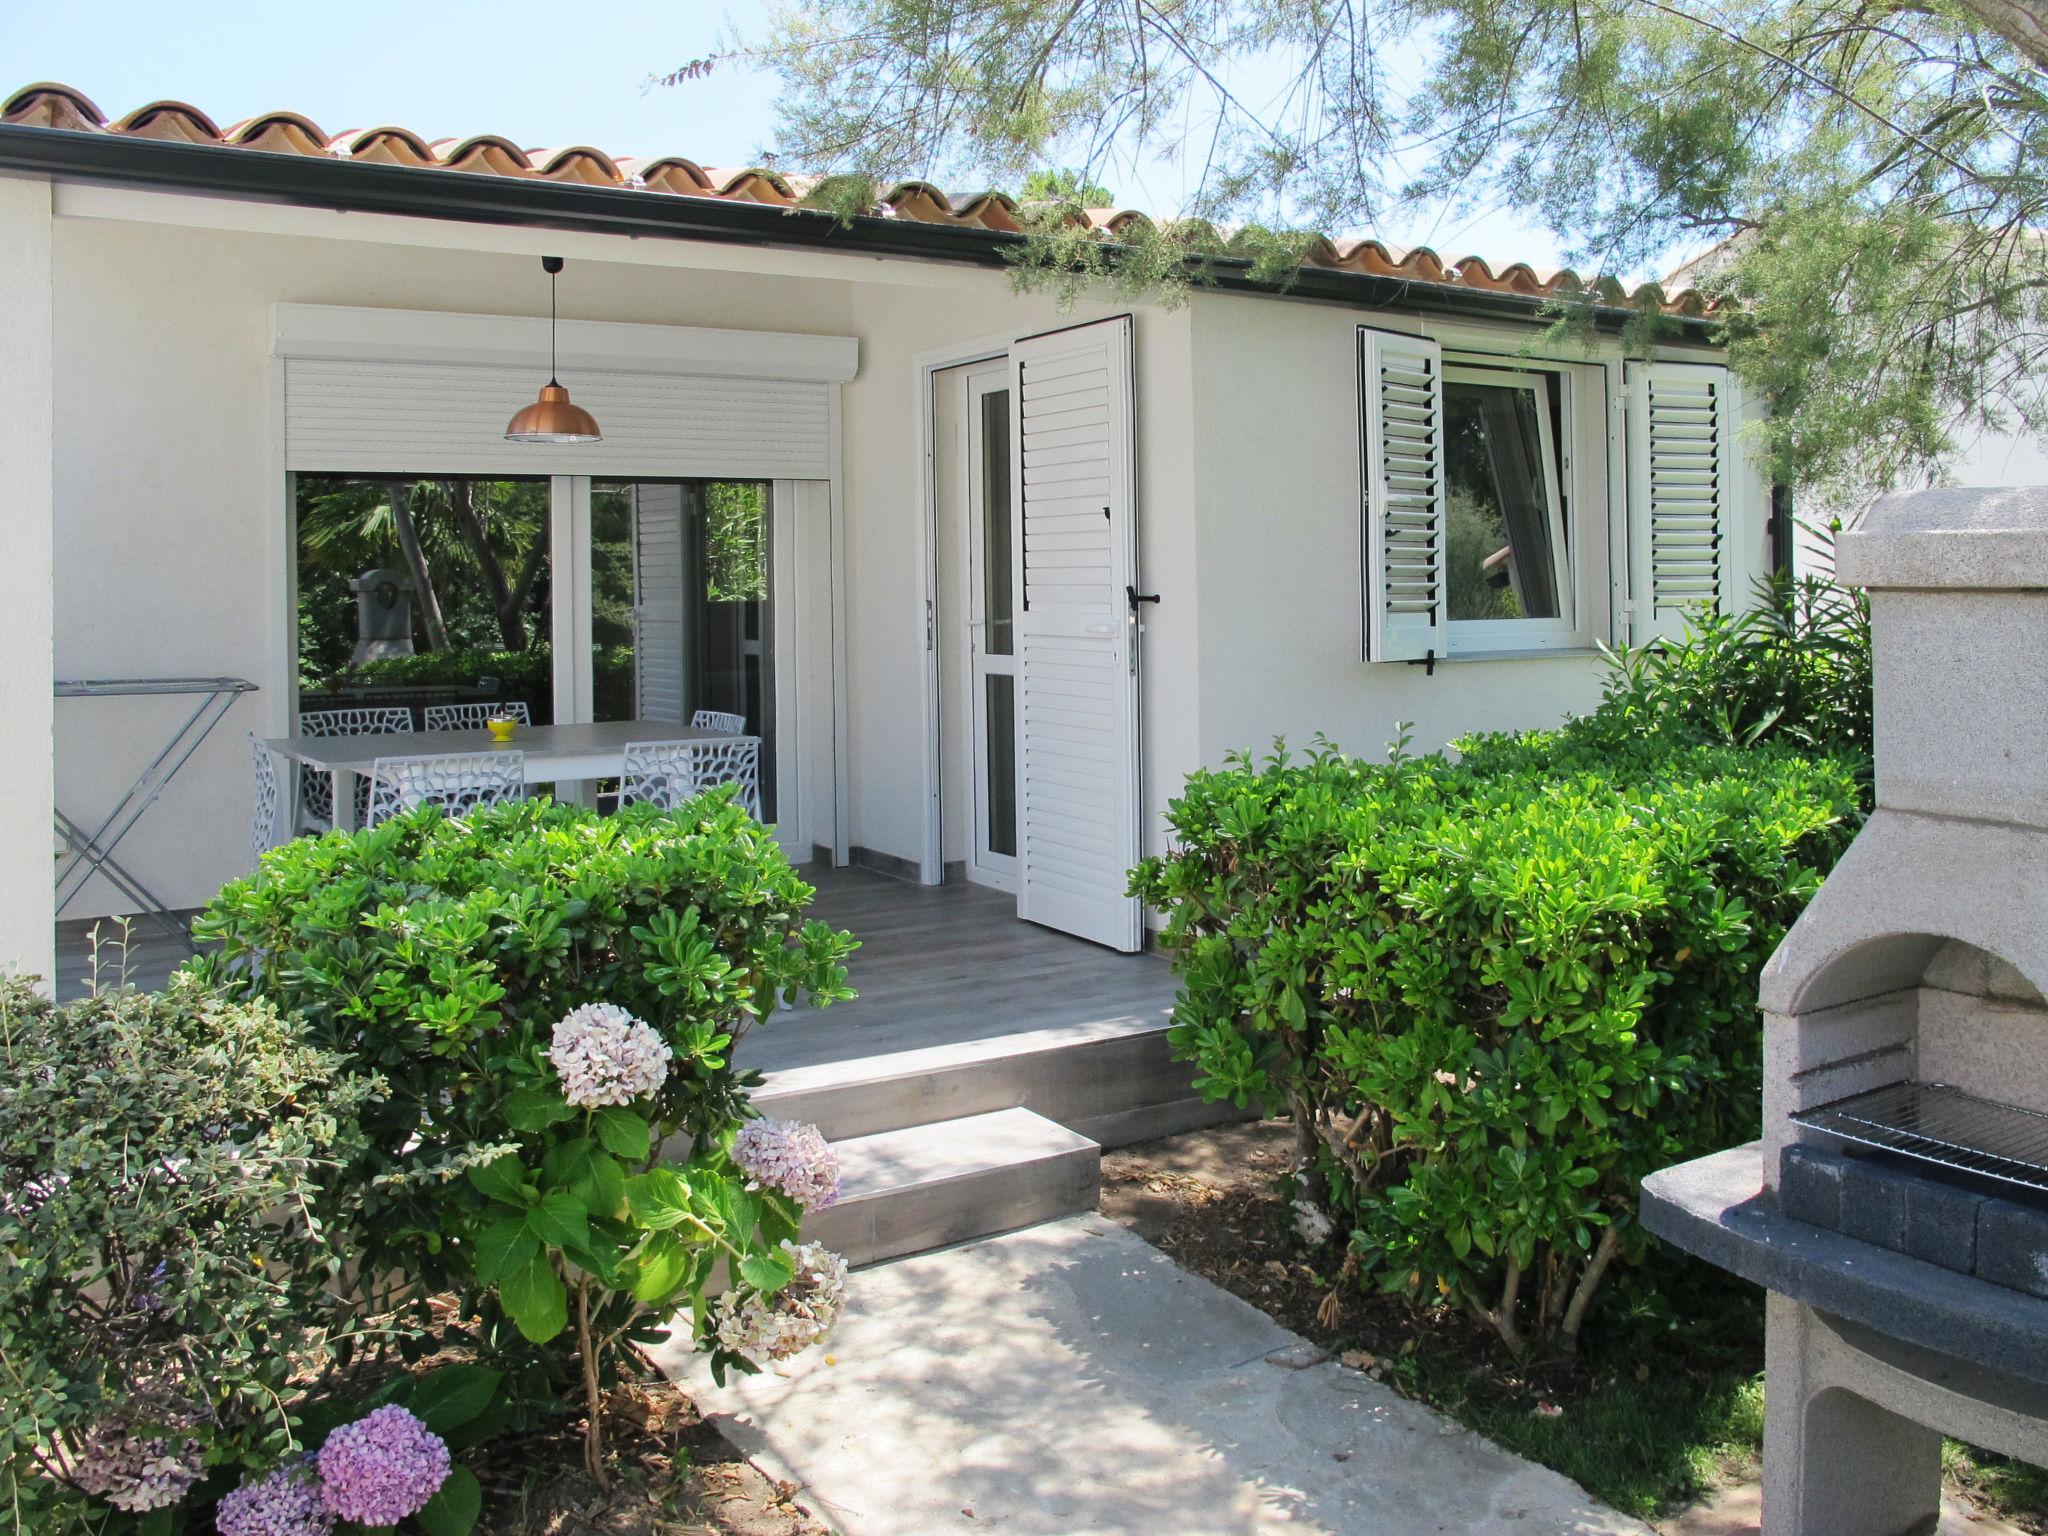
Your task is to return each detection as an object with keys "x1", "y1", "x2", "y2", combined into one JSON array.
[
  {"x1": 247, "y1": 733, "x2": 282, "y2": 870},
  {"x1": 621, "y1": 737, "x2": 761, "y2": 818},
  {"x1": 365, "y1": 751, "x2": 526, "y2": 826},
  {"x1": 690, "y1": 708, "x2": 748, "y2": 735},
  {"x1": 299, "y1": 706, "x2": 414, "y2": 829},
  {"x1": 423, "y1": 701, "x2": 532, "y2": 731}
]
